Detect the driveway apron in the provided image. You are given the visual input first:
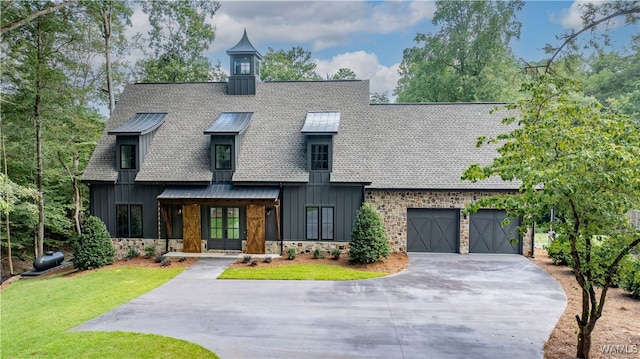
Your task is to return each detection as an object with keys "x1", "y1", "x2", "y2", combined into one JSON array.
[{"x1": 72, "y1": 254, "x2": 566, "y2": 359}]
